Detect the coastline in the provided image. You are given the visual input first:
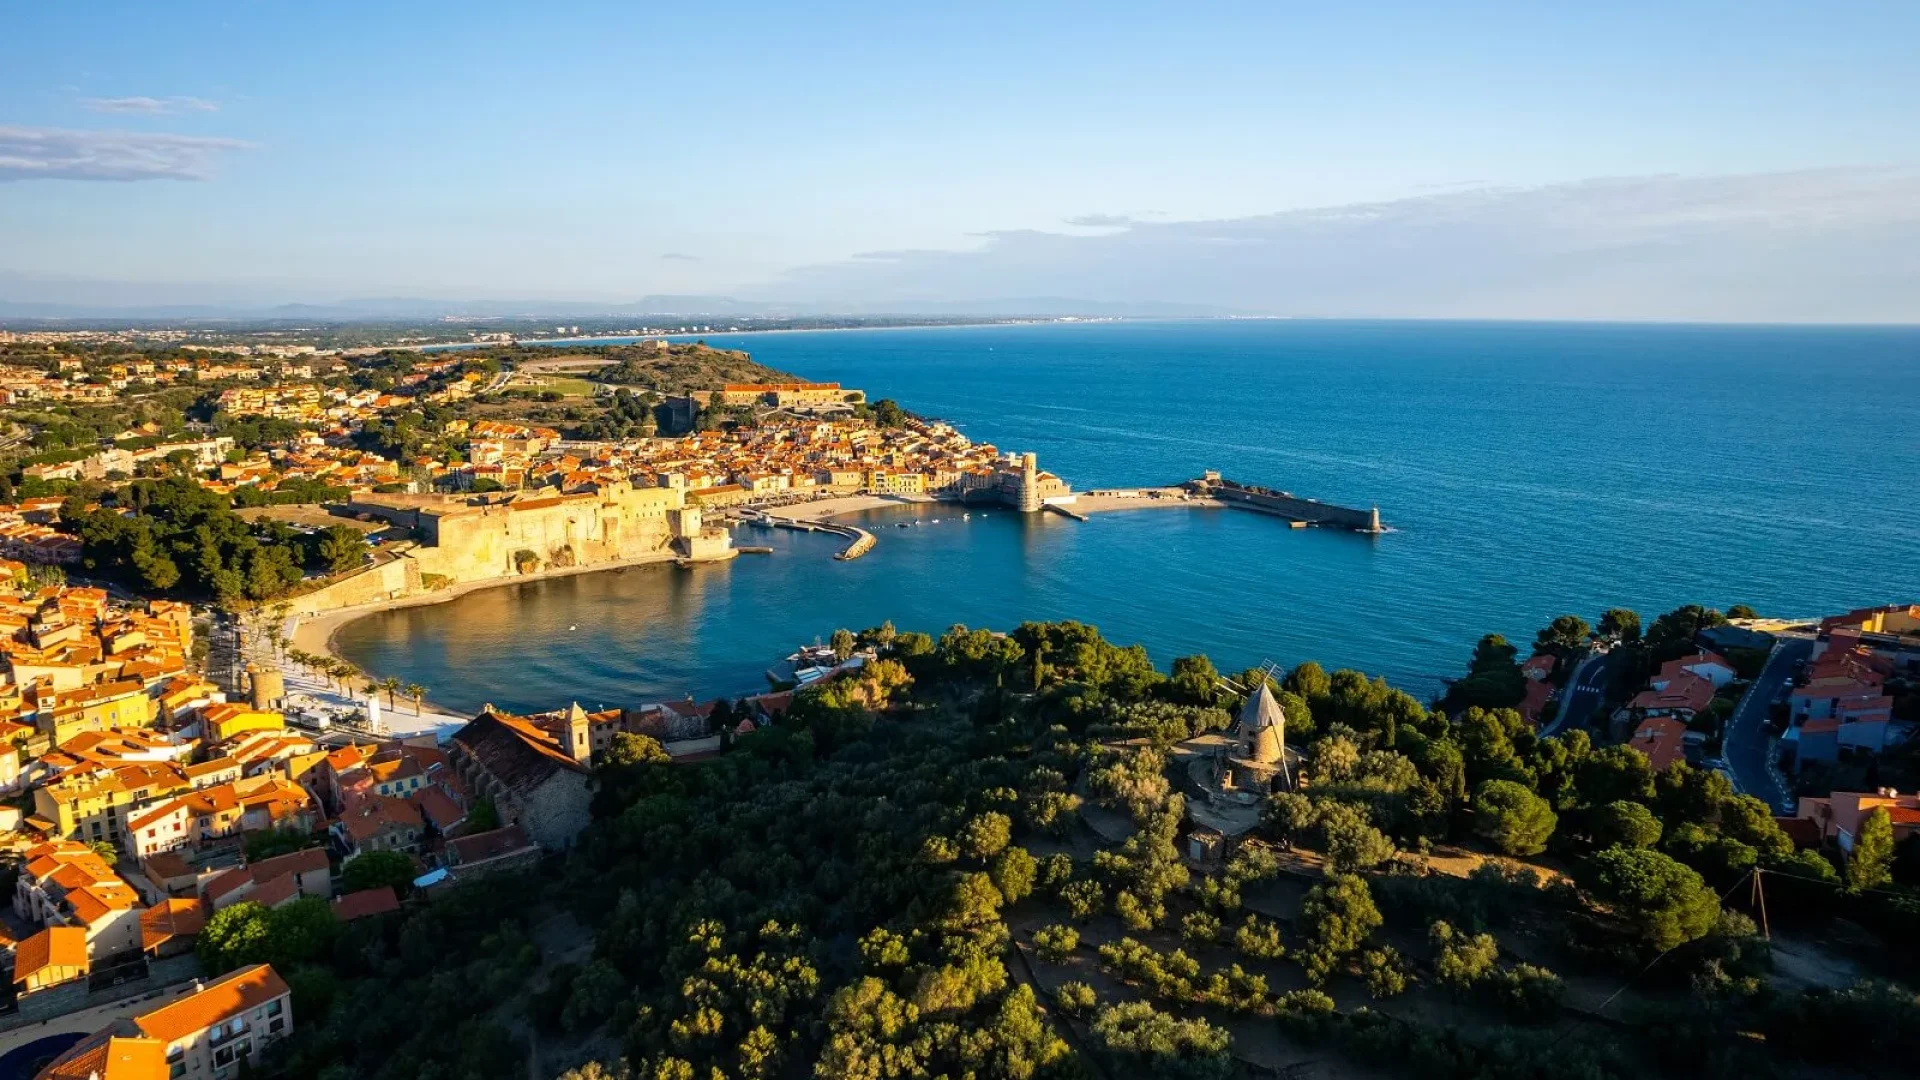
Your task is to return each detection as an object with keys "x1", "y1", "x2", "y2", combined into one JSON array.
[
  {"x1": 289, "y1": 548, "x2": 689, "y2": 666},
  {"x1": 283, "y1": 488, "x2": 1227, "y2": 730},
  {"x1": 277, "y1": 550, "x2": 695, "y2": 735}
]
